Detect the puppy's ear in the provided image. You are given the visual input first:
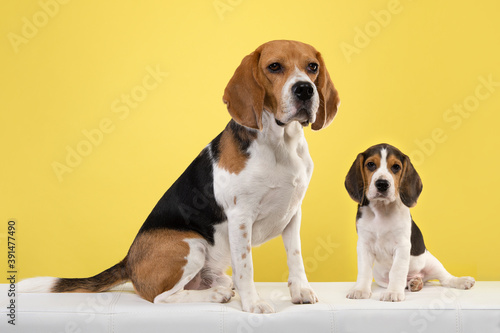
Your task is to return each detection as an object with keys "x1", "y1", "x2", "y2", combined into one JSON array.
[
  {"x1": 345, "y1": 153, "x2": 368, "y2": 205},
  {"x1": 223, "y1": 51, "x2": 265, "y2": 131},
  {"x1": 311, "y1": 52, "x2": 340, "y2": 131},
  {"x1": 399, "y1": 155, "x2": 423, "y2": 207}
]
